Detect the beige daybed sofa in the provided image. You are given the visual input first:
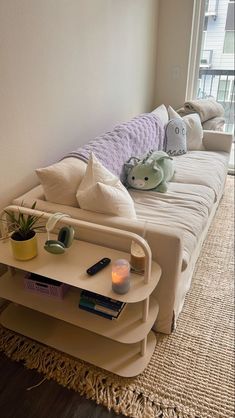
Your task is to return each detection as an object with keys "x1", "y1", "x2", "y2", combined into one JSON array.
[{"x1": 13, "y1": 106, "x2": 233, "y2": 334}]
